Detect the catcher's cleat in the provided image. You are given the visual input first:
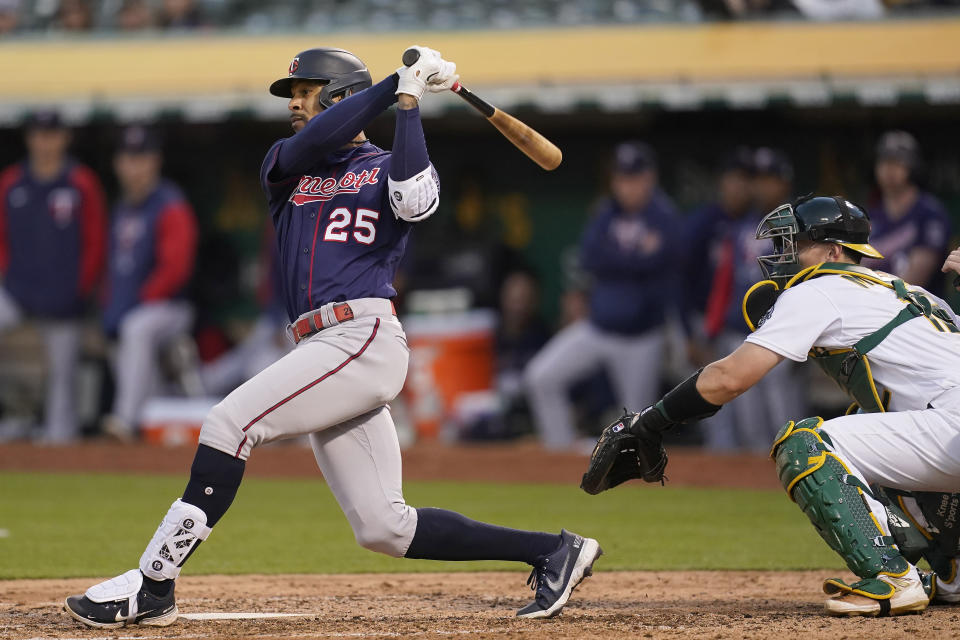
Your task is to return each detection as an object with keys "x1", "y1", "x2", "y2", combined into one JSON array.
[
  {"x1": 824, "y1": 572, "x2": 928, "y2": 617},
  {"x1": 65, "y1": 569, "x2": 177, "y2": 629},
  {"x1": 516, "y1": 529, "x2": 602, "y2": 619}
]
